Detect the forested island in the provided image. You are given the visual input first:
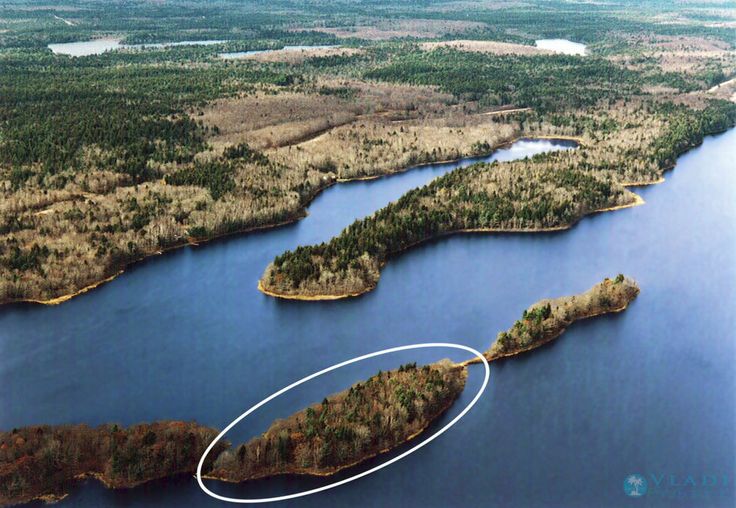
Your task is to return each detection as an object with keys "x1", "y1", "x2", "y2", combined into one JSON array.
[
  {"x1": 465, "y1": 275, "x2": 640, "y2": 365},
  {"x1": 0, "y1": 361, "x2": 465, "y2": 506},
  {"x1": 1, "y1": 1, "x2": 735, "y2": 304},
  {"x1": 206, "y1": 360, "x2": 465, "y2": 482}
]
